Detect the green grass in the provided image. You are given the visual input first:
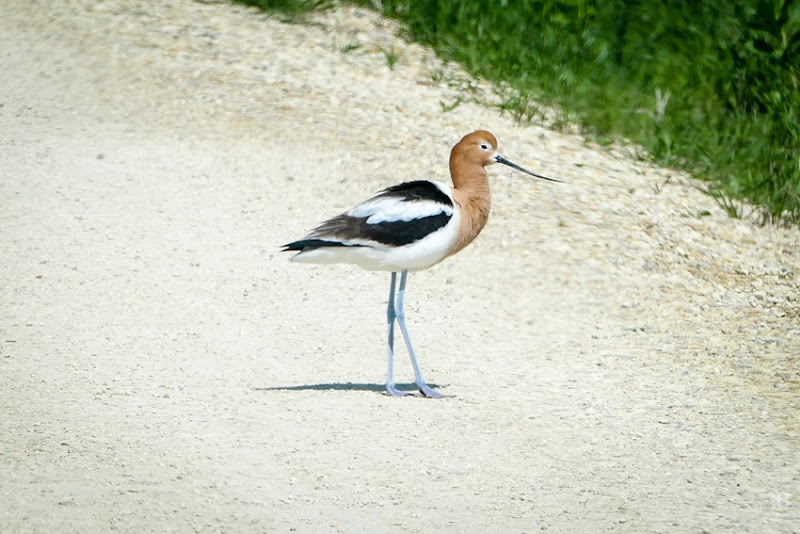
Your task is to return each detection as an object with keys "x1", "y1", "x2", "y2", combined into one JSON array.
[
  {"x1": 234, "y1": 0, "x2": 800, "y2": 224},
  {"x1": 380, "y1": 46, "x2": 402, "y2": 69}
]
